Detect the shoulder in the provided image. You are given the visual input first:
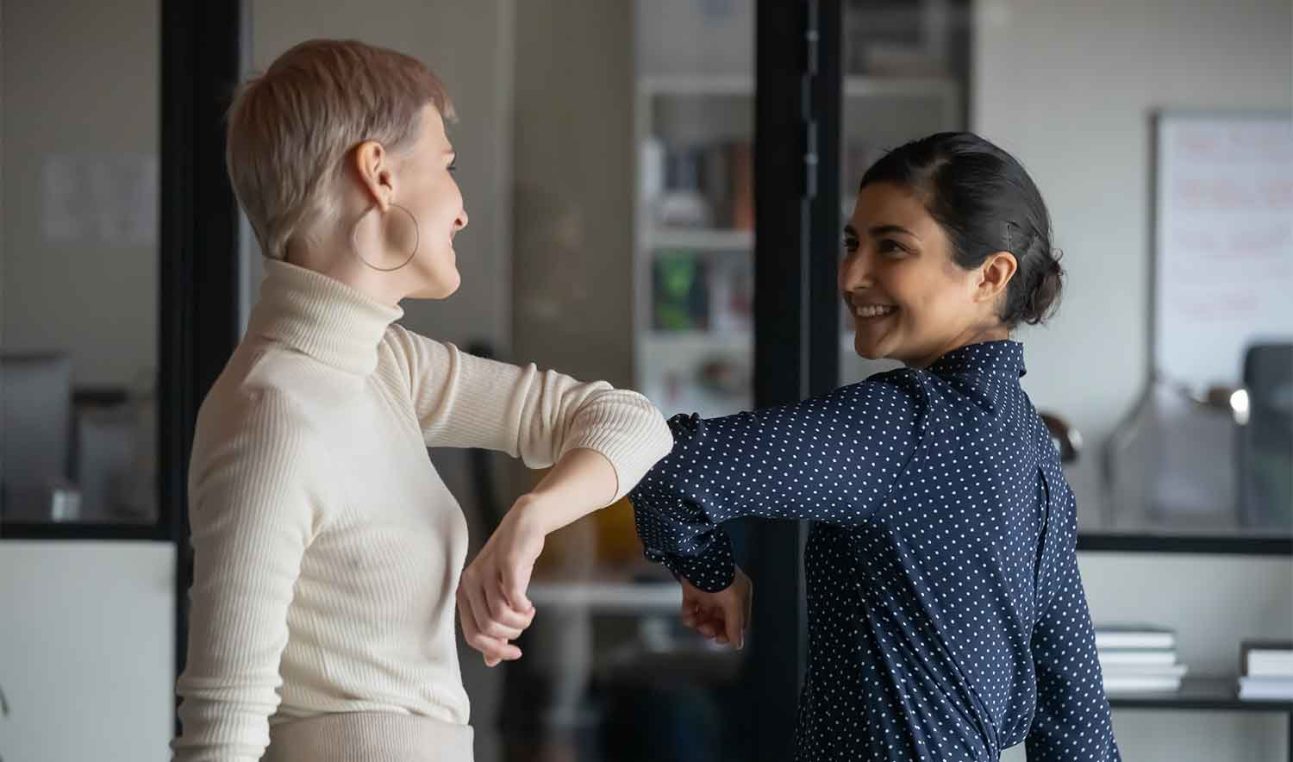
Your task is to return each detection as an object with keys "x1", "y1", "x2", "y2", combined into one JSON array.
[
  {"x1": 830, "y1": 367, "x2": 928, "y2": 413},
  {"x1": 194, "y1": 345, "x2": 325, "y2": 455},
  {"x1": 377, "y1": 323, "x2": 459, "y2": 383},
  {"x1": 380, "y1": 323, "x2": 455, "y2": 362}
]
